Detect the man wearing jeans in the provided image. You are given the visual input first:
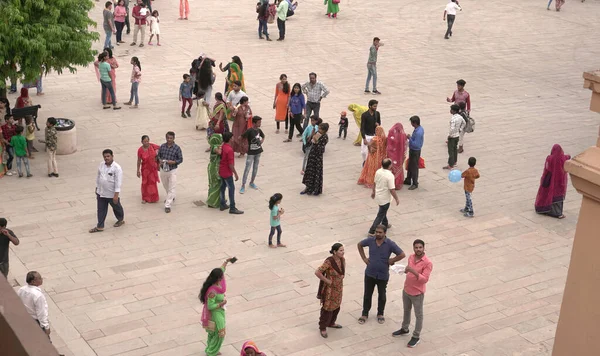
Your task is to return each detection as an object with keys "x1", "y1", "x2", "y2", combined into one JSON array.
[
  {"x1": 158, "y1": 131, "x2": 183, "y2": 214},
  {"x1": 369, "y1": 159, "x2": 399, "y2": 235},
  {"x1": 103, "y1": 1, "x2": 116, "y2": 49},
  {"x1": 219, "y1": 132, "x2": 244, "y2": 215},
  {"x1": 90, "y1": 149, "x2": 125, "y2": 233},
  {"x1": 404, "y1": 115, "x2": 424, "y2": 190},
  {"x1": 365, "y1": 37, "x2": 383, "y2": 95},
  {"x1": 240, "y1": 116, "x2": 265, "y2": 194},
  {"x1": 443, "y1": 0, "x2": 462, "y2": 39},
  {"x1": 276, "y1": 0, "x2": 288, "y2": 41},
  {"x1": 393, "y1": 239, "x2": 433, "y2": 348},
  {"x1": 357, "y1": 226, "x2": 405, "y2": 325},
  {"x1": 301, "y1": 73, "x2": 330, "y2": 129},
  {"x1": 443, "y1": 104, "x2": 464, "y2": 170}
]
